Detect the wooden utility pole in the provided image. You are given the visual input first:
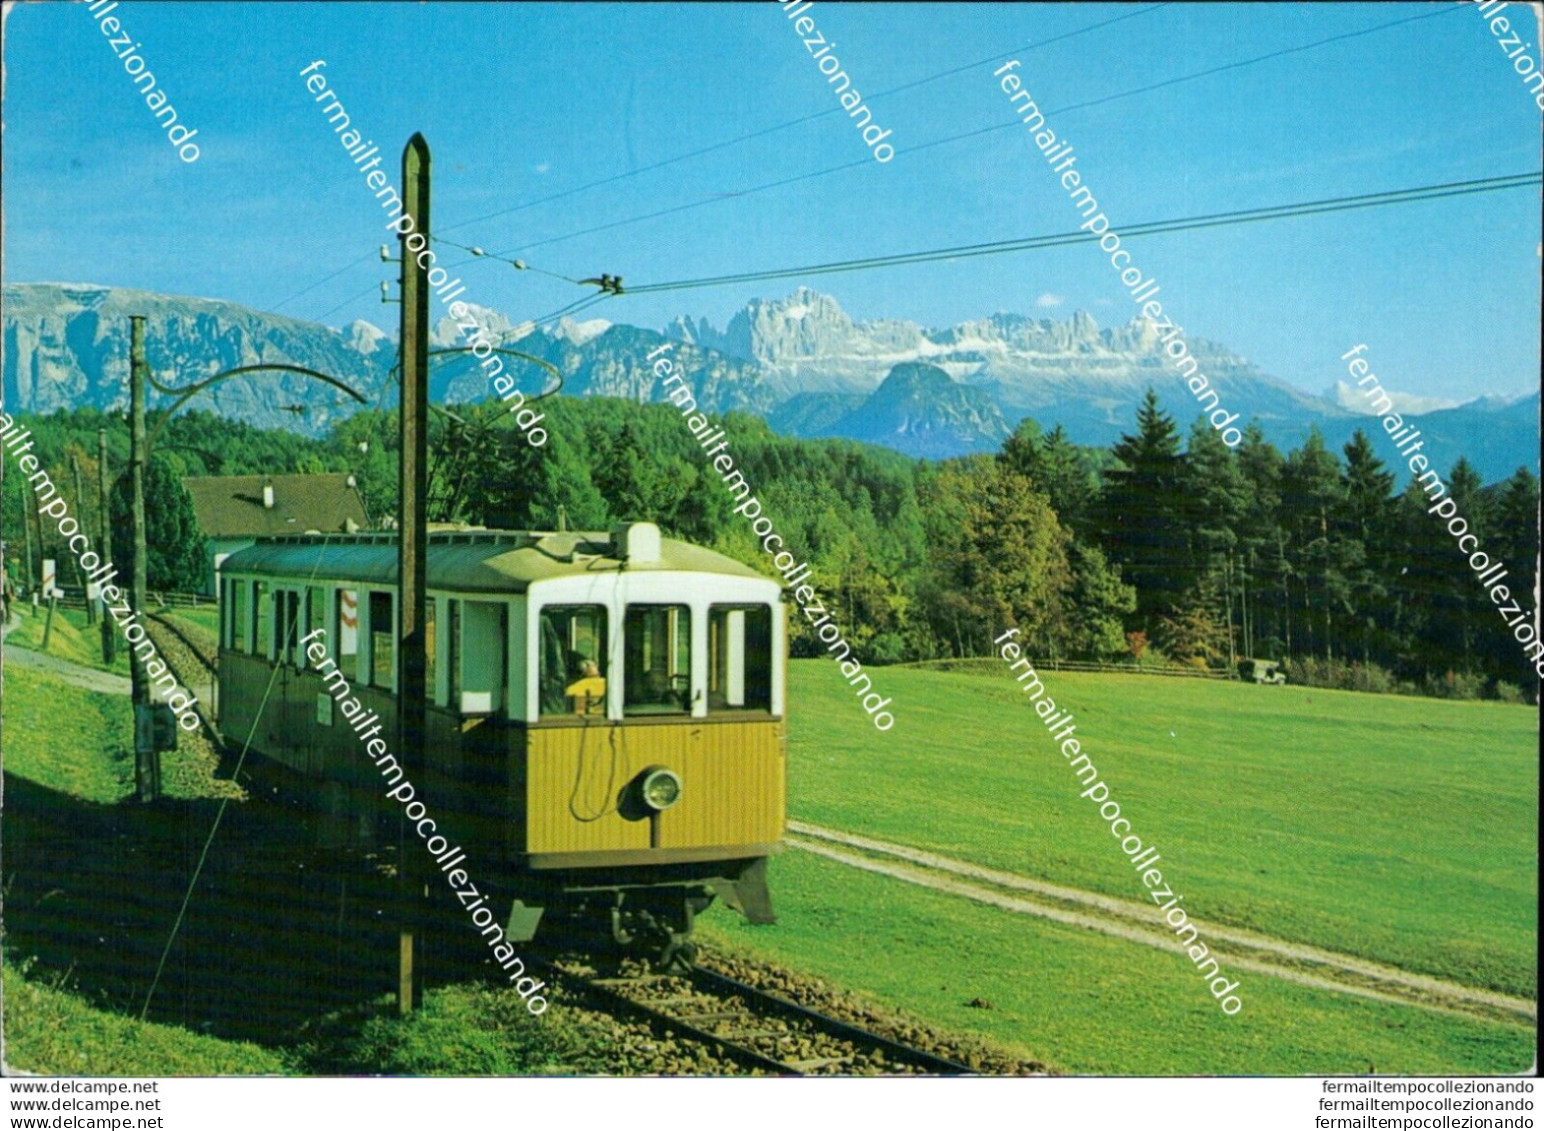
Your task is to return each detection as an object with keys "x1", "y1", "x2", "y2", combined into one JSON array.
[
  {"x1": 98, "y1": 427, "x2": 116, "y2": 663},
  {"x1": 396, "y1": 133, "x2": 431, "y2": 1016},
  {"x1": 129, "y1": 316, "x2": 159, "y2": 801},
  {"x1": 72, "y1": 456, "x2": 95, "y2": 625}
]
